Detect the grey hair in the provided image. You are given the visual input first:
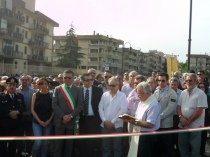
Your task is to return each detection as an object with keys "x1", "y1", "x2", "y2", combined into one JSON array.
[
  {"x1": 147, "y1": 77, "x2": 156, "y2": 84},
  {"x1": 169, "y1": 77, "x2": 179, "y2": 84},
  {"x1": 136, "y1": 81, "x2": 152, "y2": 94},
  {"x1": 108, "y1": 76, "x2": 119, "y2": 85},
  {"x1": 186, "y1": 73, "x2": 197, "y2": 80}
]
